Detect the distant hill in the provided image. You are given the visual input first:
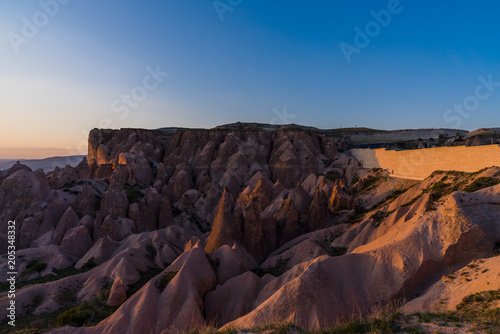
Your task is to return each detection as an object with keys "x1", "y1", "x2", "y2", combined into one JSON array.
[{"x1": 0, "y1": 155, "x2": 86, "y2": 172}]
